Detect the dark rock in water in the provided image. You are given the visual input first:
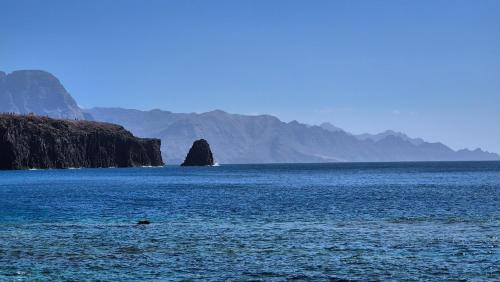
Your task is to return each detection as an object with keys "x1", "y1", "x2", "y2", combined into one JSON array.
[
  {"x1": 181, "y1": 139, "x2": 214, "y2": 166},
  {"x1": 0, "y1": 114, "x2": 164, "y2": 170},
  {"x1": 137, "y1": 220, "x2": 151, "y2": 225}
]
